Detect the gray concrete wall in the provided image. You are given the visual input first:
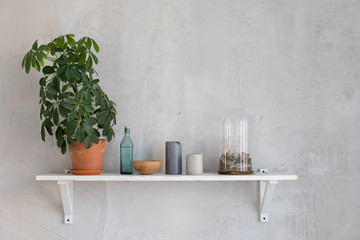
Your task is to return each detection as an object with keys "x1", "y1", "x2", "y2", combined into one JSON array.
[{"x1": 1, "y1": 0, "x2": 360, "y2": 239}]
